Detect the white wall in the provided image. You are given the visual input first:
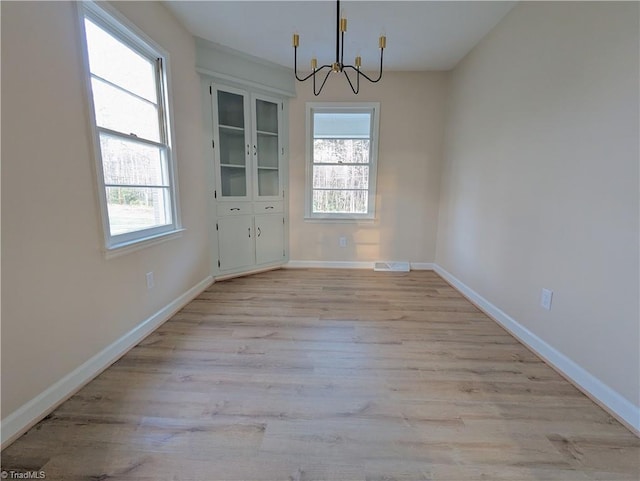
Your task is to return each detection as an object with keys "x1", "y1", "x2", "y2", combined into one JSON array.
[
  {"x1": 436, "y1": 1, "x2": 639, "y2": 416},
  {"x1": 1, "y1": 0, "x2": 210, "y2": 425},
  {"x1": 195, "y1": 37, "x2": 296, "y2": 97},
  {"x1": 289, "y1": 72, "x2": 448, "y2": 264}
]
